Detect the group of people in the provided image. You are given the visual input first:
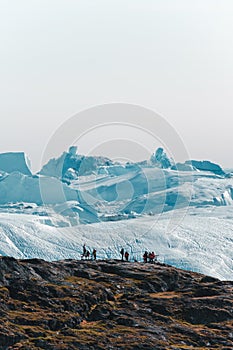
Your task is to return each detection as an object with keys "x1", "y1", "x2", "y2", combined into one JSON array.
[
  {"x1": 81, "y1": 244, "x2": 157, "y2": 263},
  {"x1": 143, "y1": 251, "x2": 157, "y2": 263},
  {"x1": 120, "y1": 248, "x2": 129, "y2": 261},
  {"x1": 82, "y1": 244, "x2": 97, "y2": 260},
  {"x1": 120, "y1": 248, "x2": 158, "y2": 263}
]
